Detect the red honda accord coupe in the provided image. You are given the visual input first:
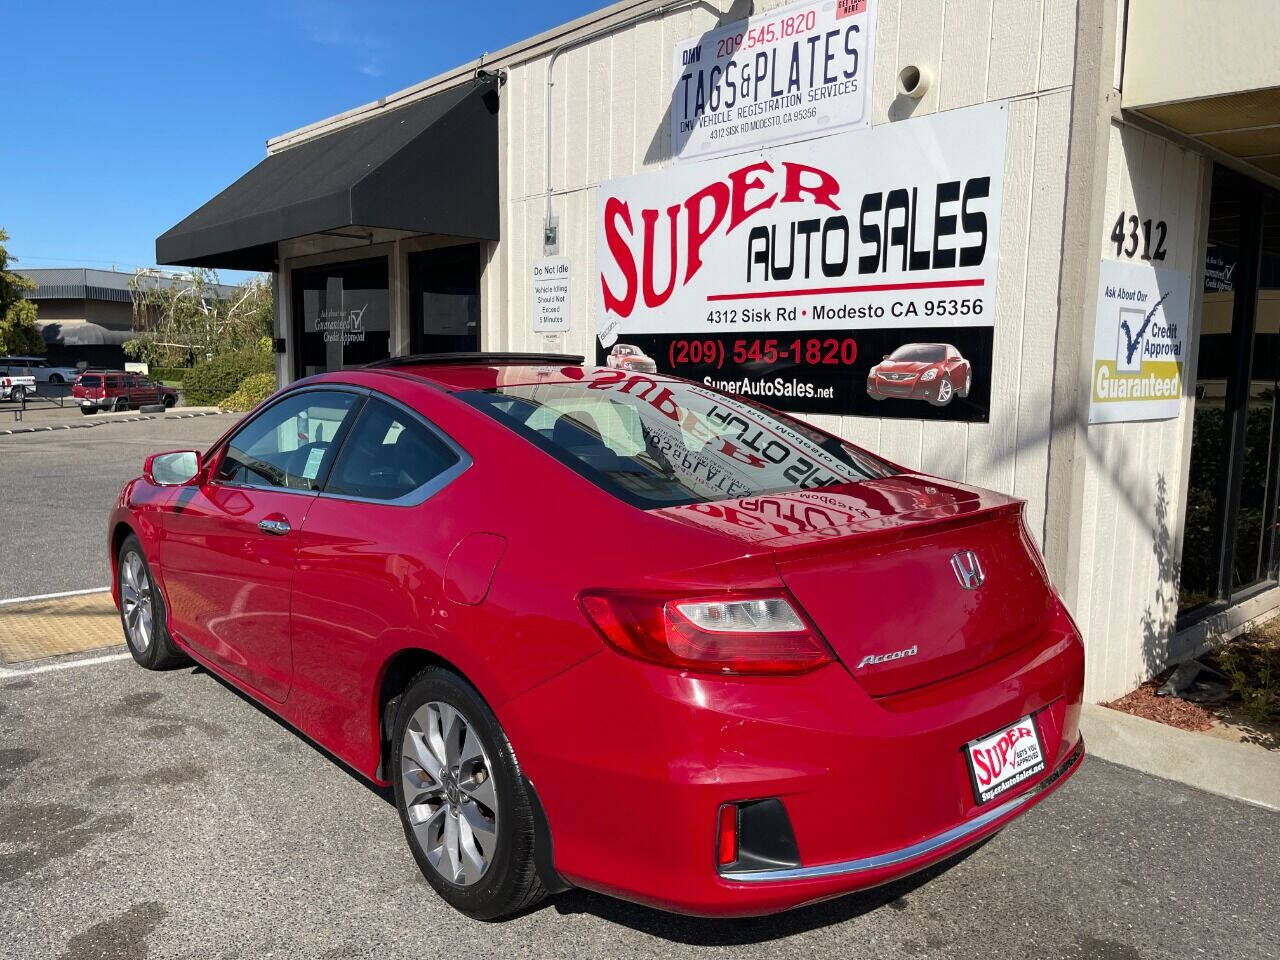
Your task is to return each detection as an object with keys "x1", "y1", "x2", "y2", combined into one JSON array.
[{"x1": 109, "y1": 353, "x2": 1084, "y2": 919}]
